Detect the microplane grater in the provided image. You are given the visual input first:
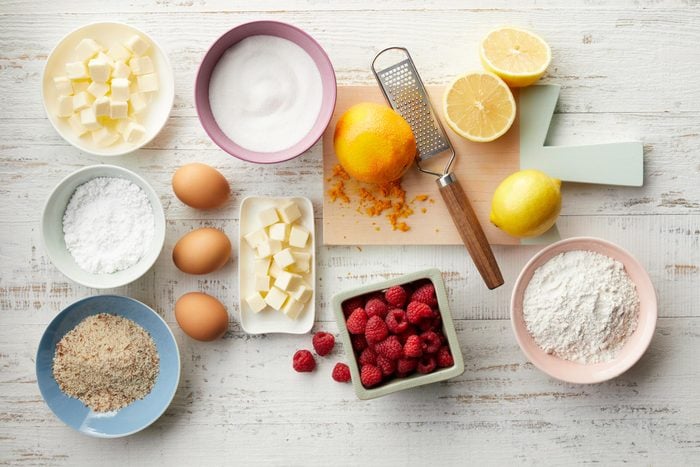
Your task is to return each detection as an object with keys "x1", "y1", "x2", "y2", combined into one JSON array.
[{"x1": 371, "y1": 47, "x2": 504, "y2": 289}]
